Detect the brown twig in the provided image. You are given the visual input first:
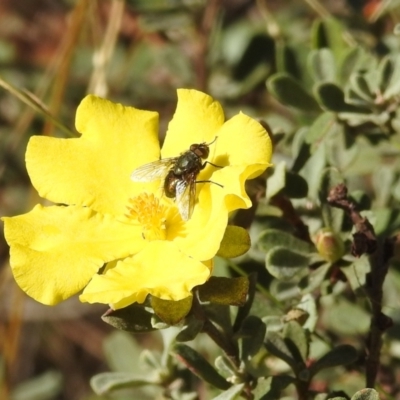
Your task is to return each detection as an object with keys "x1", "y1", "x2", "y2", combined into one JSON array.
[{"x1": 327, "y1": 183, "x2": 393, "y2": 388}]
